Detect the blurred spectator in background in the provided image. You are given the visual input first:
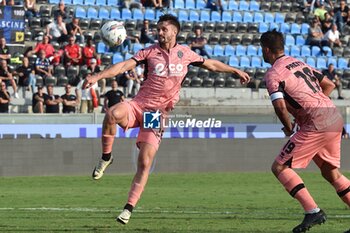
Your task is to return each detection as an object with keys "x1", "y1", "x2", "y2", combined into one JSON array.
[
  {"x1": 322, "y1": 63, "x2": 344, "y2": 99},
  {"x1": 66, "y1": 17, "x2": 84, "y2": 44},
  {"x1": 206, "y1": 0, "x2": 223, "y2": 11},
  {"x1": 140, "y1": 20, "x2": 155, "y2": 44},
  {"x1": 321, "y1": 12, "x2": 333, "y2": 33},
  {"x1": 332, "y1": 0, "x2": 349, "y2": 34},
  {"x1": 143, "y1": 0, "x2": 165, "y2": 8},
  {"x1": 88, "y1": 58, "x2": 105, "y2": 96},
  {"x1": 189, "y1": 28, "x2": 211, "y2": 58},
  {"x1": 323, "y1": 23, "x2": 342, "y2": 48},
  {"x1": 314, "y1": 2, "x2": 328, "y2": 22},
  {"x1": 31, "y1": 35, "x2": 55, "y2": 58},
  {"x1": 306, "y1": 18, "x2": 329, "y2": 55},
  {"x1": 61, "y1": 84, "x2": 77, "y2": 113},
  {"x1": 0, "y1": 0, "x2": 5, "y2": 5},
  {"x1": 25, "y1": 0, "x2": 39, "y2": 19},
  {"x1": 46, "y1": 14, "x2": 68, "y2": 44},
  {"x1": 44, "y1": 85, "x2": 62, "y2": 113},
  {"x1": 0, "y1": 59, "x2": 19, "y2": 98},
  {"x1": 0, "y1": 81, "x2": 10, "y2": 113},
  {"x1": 35, "y1": 50, "x2": 53, "y2": 84},
  {"x1": 83, "y1": 38, "x2": 100, "y2": 66},
  {"x1": 123, "y1": 0, "x2": 143, "y2": 9},
  {"x1": 0, "y1": 37, "x2": 11, "y2": 64},
  {"x1": 32, "y1": 86, "x2": 45, "y2": 113},
  {"x1": 103, "y1": 80, "x2": 124, "y2": 112},
  {"x1": 75, "y1": 73, "x2": 99, "y2": 113},
  {"x1": 14, "y1": 57, "x2": 36, "y2": 96},
  {"x1": 64, "y1": 35, "x2": 82, "y2": 66},
  {"x1": 51, "y1": 48, "x2": 64, "y2": 66},
  {"x1": 125, "y1": 68, "x2": 140, "y2": 98},
  {"x1": 53, "y1": 1, "x2": 68, "y2": 20}
]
